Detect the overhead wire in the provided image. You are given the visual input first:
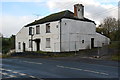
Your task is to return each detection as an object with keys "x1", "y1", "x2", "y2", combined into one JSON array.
[{"x1": 33, "y1": 2, "x2": 119, "y2": 20}]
